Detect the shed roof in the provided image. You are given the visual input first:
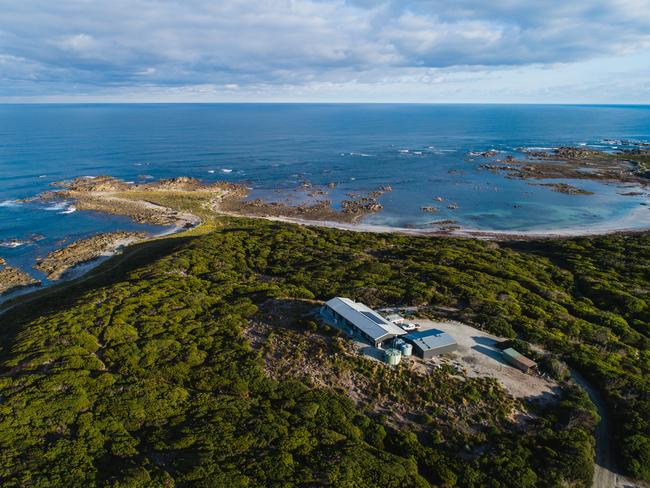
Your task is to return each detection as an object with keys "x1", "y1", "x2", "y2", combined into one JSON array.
[
  {"x1": 503, "y1": 348, "x2": 537, "y2": 368},
  {"x1": 324, "y1": 297, "x2": 406, "y2": 342},
  {"x1": 404, "y1": 328, "x2": 457, "y2": 352}
]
